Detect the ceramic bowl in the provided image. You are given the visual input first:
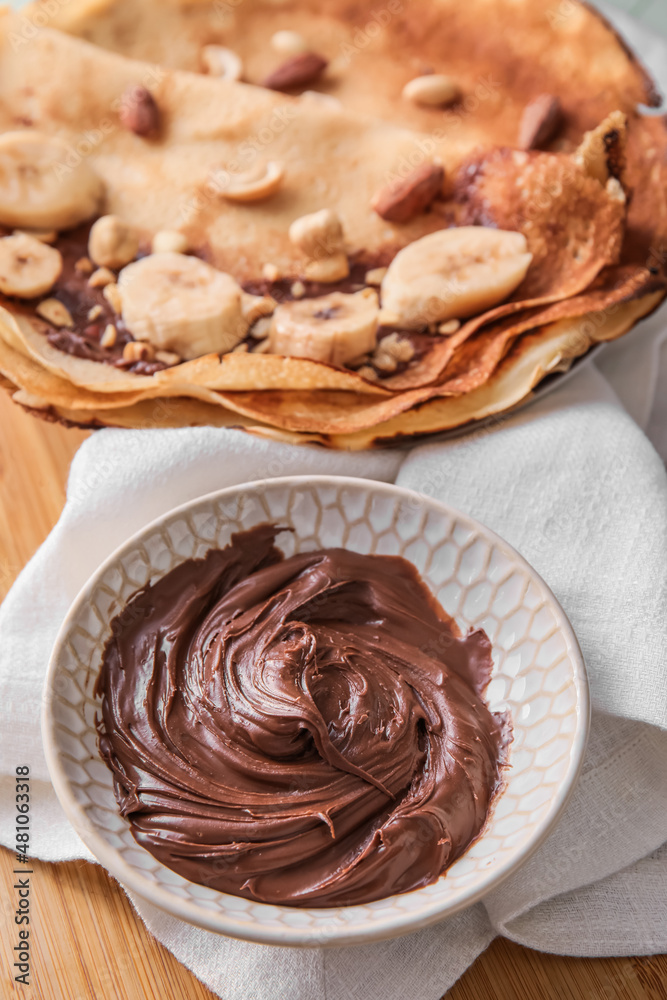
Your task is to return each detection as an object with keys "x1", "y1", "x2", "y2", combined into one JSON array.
[{"x1": 42, "y1": 476, "x2": 589, "y2": 946}]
